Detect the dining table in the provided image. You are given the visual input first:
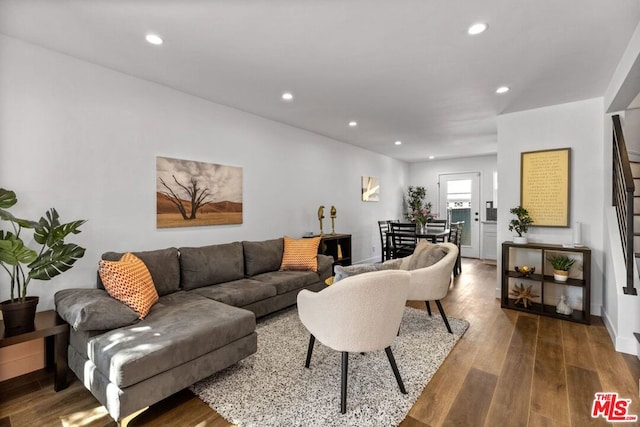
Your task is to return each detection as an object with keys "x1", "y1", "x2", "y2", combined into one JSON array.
[{"x1": 385, "y1": 227, "x2": 450, "y2": 259}]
